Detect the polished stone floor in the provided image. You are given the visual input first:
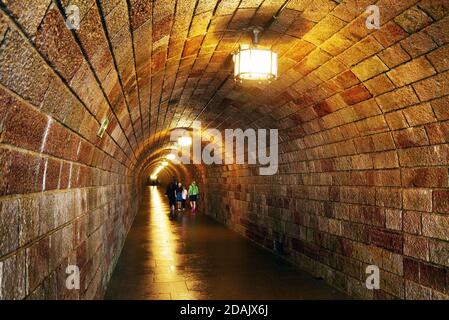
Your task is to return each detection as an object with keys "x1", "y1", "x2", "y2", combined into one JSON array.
[{"x1": 105, "y1": 186, "x2": 348, "y2": 300}]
